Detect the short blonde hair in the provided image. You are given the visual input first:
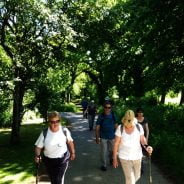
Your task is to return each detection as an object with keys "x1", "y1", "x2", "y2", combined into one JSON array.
[
  {"x1": 48, "y1": 111, "x2": 61, "y2": 121},
  {"x1": 121, "y1": 110, "x2": 135, "y2": 126}
]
